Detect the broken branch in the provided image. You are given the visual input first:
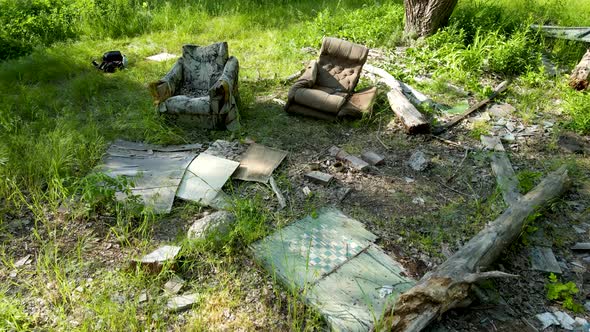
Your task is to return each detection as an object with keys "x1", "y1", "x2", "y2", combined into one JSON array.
[
  {"x1": 383, "y1": 165, "x2": 570, "y2": 332},
  {"x1": 433, "y1": 80, "x2": 510, "y2": 135}
]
